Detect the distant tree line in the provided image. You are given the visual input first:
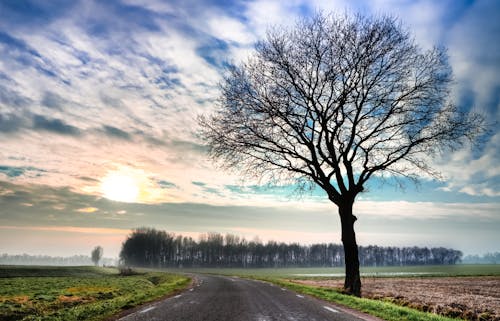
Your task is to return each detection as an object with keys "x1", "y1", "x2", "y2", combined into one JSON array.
[
  {"x1": 0, "y1": 254, "x2": 117, "y2": 266},
  {"x1": 120, "y1": 228, "x2": 462, "y2": 268},
  {"x1": 462, "y1": 252, "x2": 500, "y2": 264}
]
